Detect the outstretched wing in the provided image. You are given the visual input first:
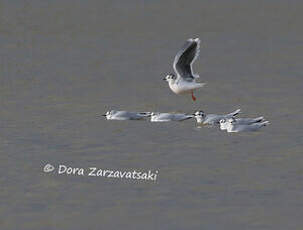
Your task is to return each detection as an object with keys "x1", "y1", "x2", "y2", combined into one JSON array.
[{"x1": 173, "y1": 38, "x2": 200, "y2": 80}]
